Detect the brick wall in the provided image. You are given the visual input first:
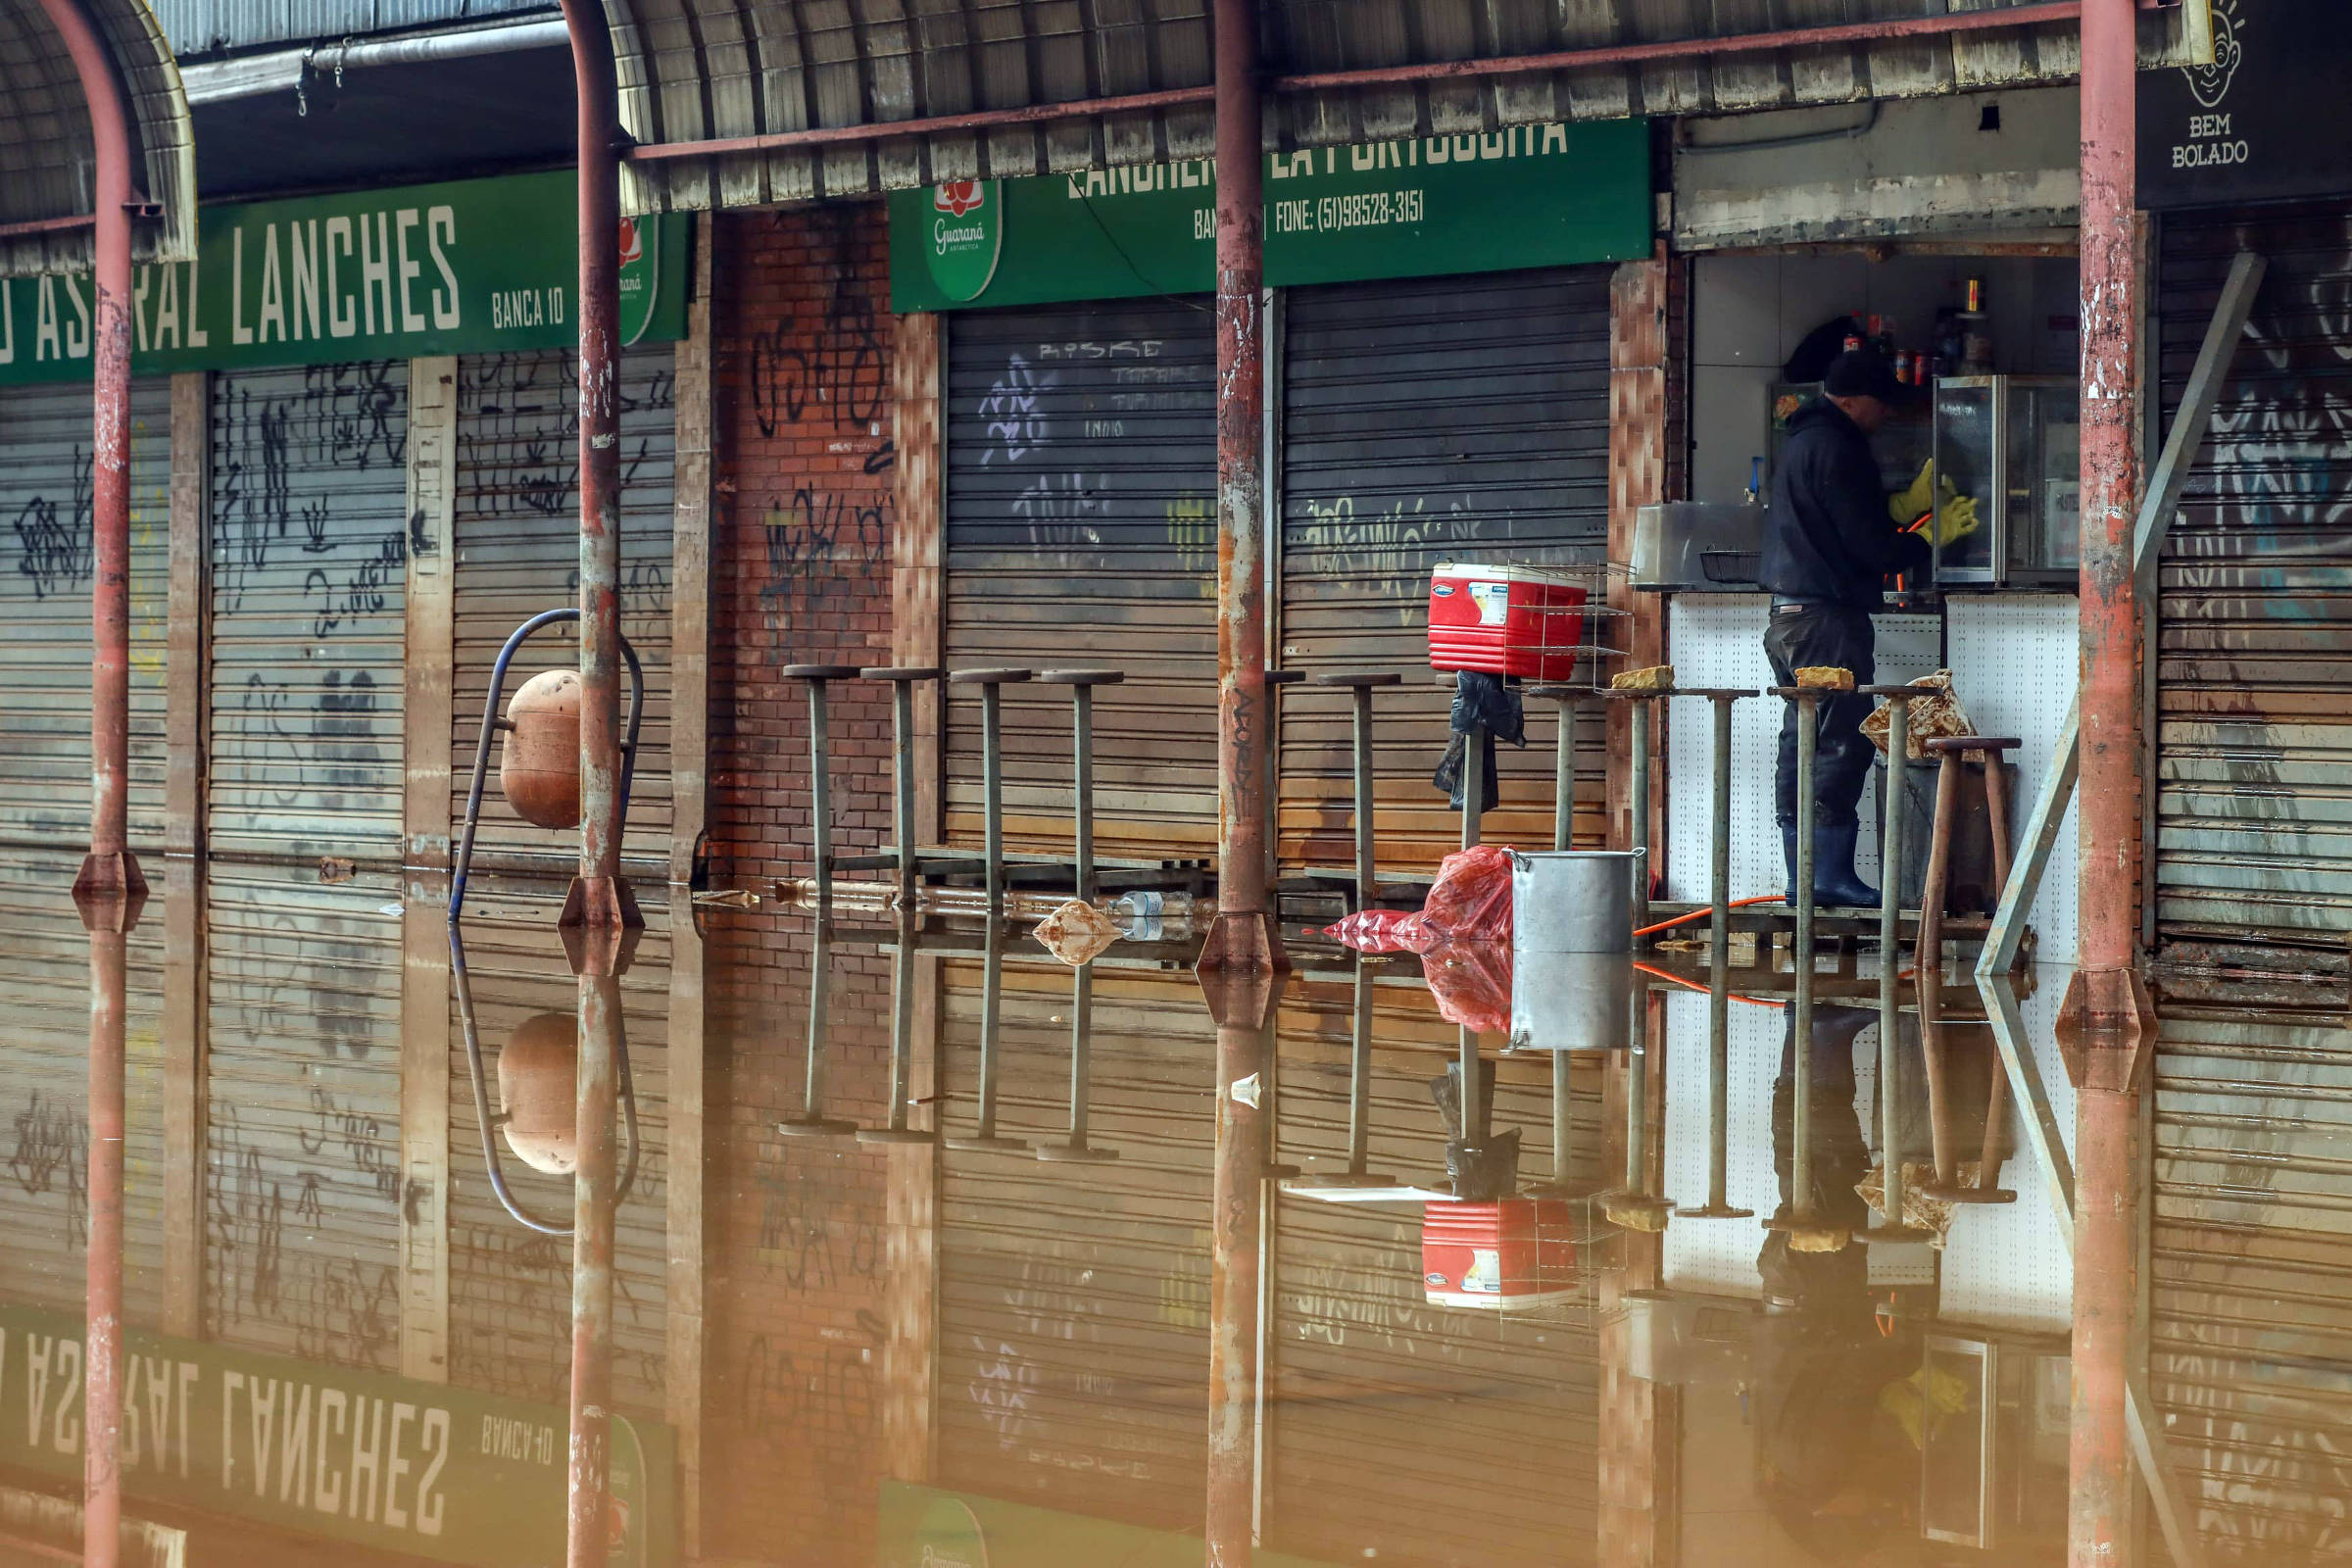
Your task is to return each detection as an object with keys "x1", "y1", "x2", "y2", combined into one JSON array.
[
  {"x1": 702, "y1": 200, "x2": 902, "y2": 1565},
  {"x1": 709, "y1": 200, "x2": 899, "y2": 891}
]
